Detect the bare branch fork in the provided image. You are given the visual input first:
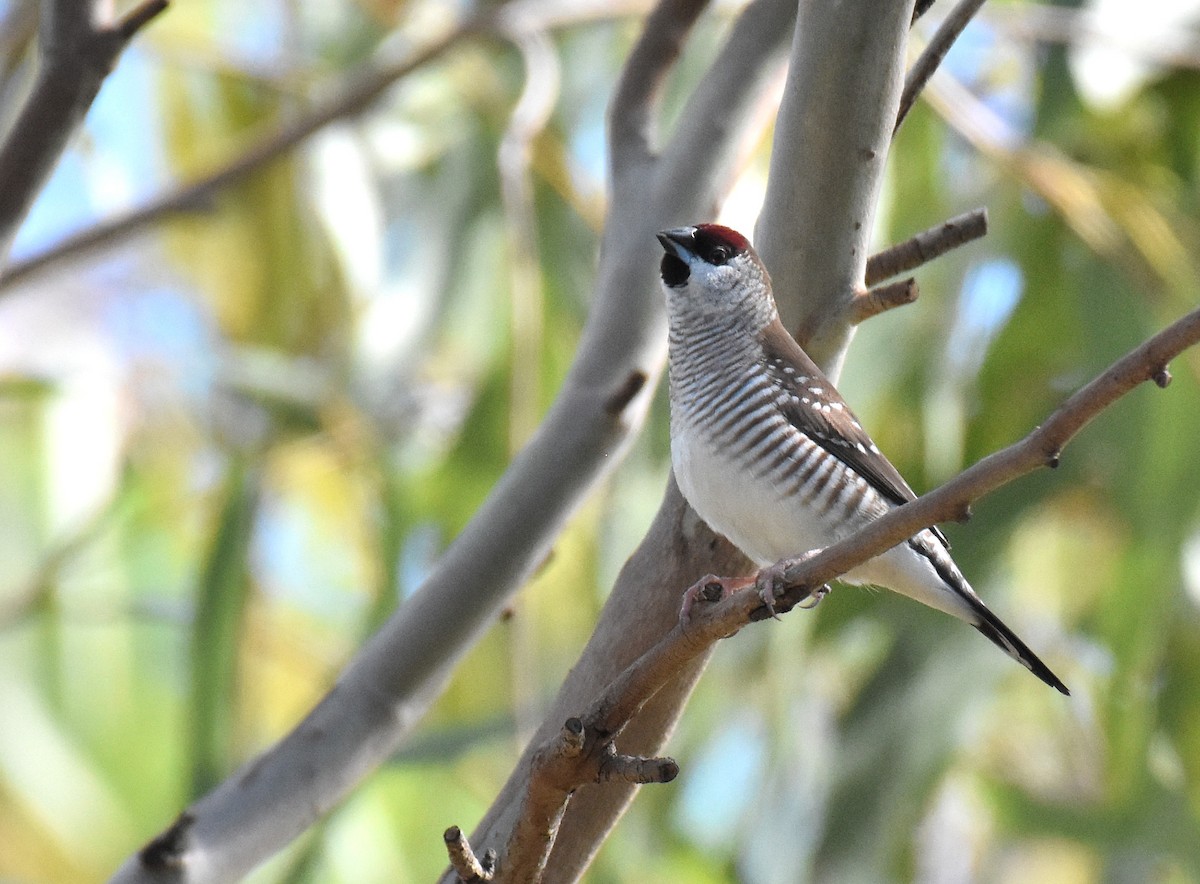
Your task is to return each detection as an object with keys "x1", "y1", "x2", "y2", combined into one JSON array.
[
  {"x1": 446, "y1": 301, "x2": 1200, "y2": 881},
  {"x1": 0, "y1": 0, "x2": 168, "y2": 267},
  {"x1": 0, "y1": 1, "x2": 660, "y2": 295},
  {"x1": 850, "y1": 207, "x2": 989, "y2": 323},
  {"x1": 0, "y1": 10, "x2": 486, "y2": 292}
]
